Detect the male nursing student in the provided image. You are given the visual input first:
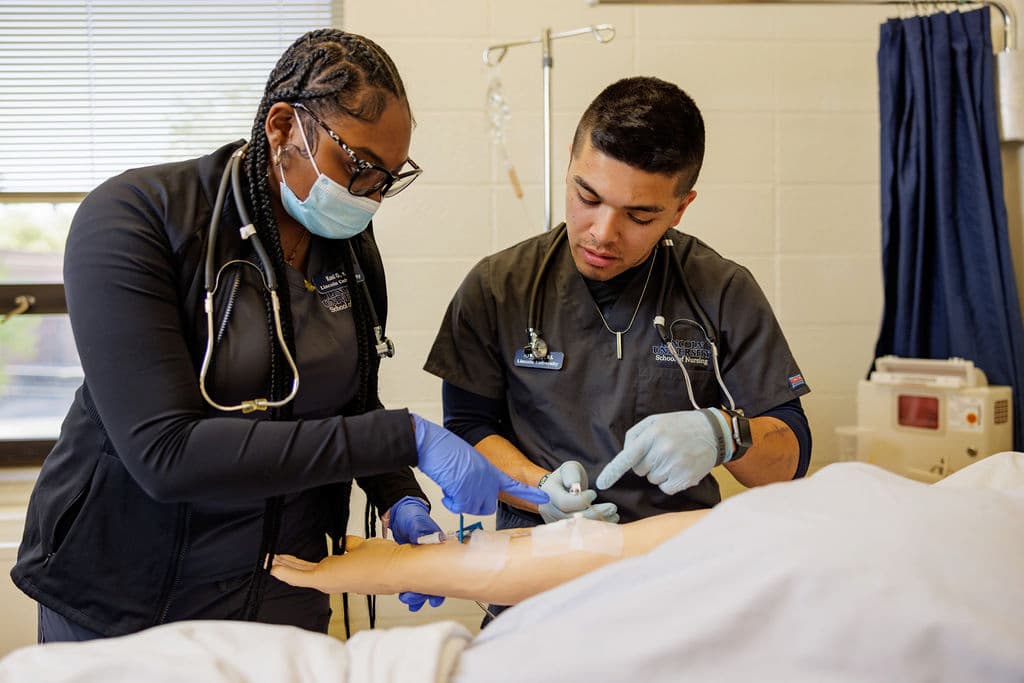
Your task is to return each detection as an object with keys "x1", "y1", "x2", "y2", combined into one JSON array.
[{"x1": 425, "y1": 77, "x2": 812, "y2": 592}]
